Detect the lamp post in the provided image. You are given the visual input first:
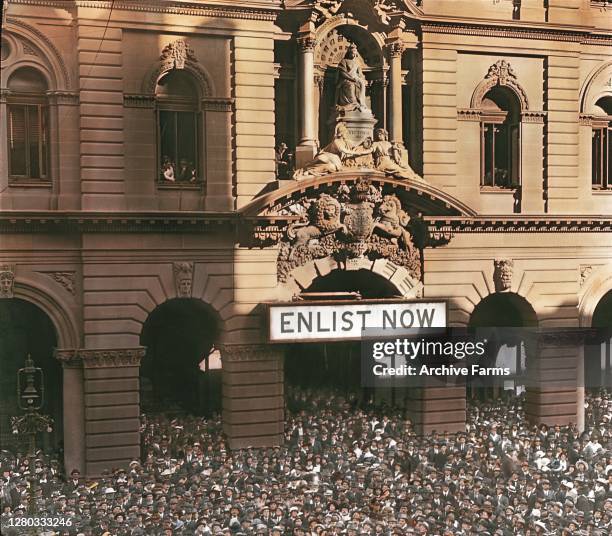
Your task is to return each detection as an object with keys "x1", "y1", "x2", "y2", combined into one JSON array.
[{"x1": 10, "y1": 354, "x2": 54, "y2": 516}]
